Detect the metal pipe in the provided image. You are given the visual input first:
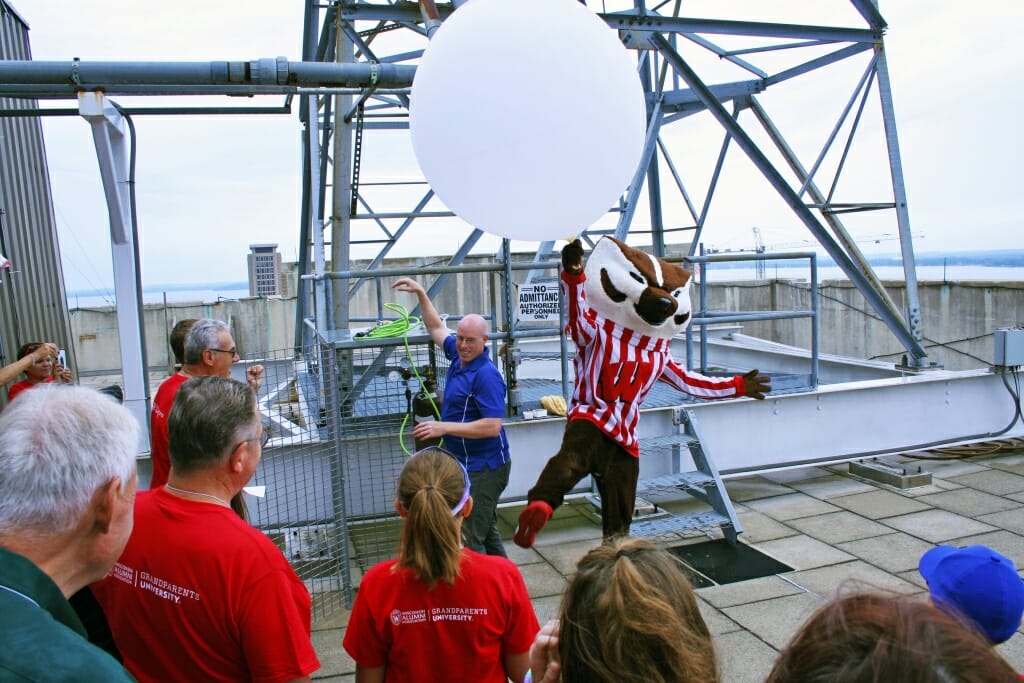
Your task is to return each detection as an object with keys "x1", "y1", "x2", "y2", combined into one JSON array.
[
  {"x1": 697, "y1": 311, "x2": 815, "y2": 322},
  {"x1": 810, "y1": 254, "x2": 819, "y2": 388},
  {"x1": 0, "y1": 105, "x2": 290, "y2": 117},
  {"x1": 0, "y1": 59, "x2": 415, "y2": 92},
  {"x1": 315, "y1": 259, "x2": 563, "y2": 280},
  {"x1": 418, "y1": 0, "x2": 443, "y2": 37}
]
